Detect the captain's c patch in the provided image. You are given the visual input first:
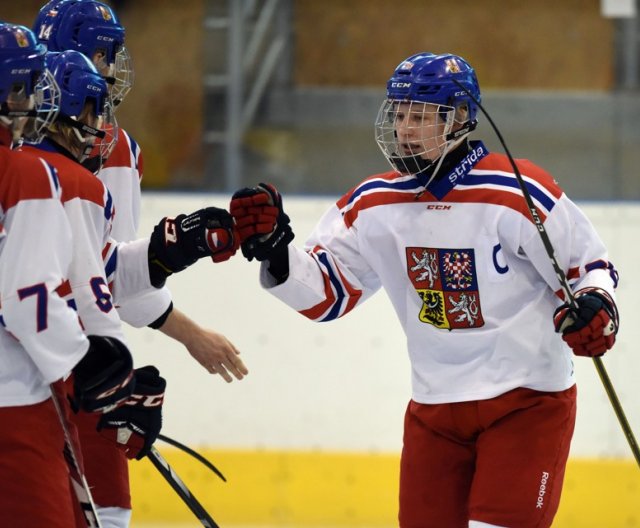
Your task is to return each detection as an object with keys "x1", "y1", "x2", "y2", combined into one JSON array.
[{"x1": 406, "y1": 247, "x2": 484, "y2": 330}]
